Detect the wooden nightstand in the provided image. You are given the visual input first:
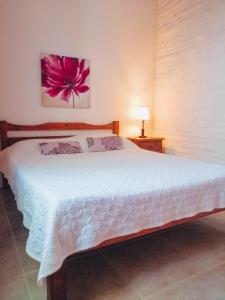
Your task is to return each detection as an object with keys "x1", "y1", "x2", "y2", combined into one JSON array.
[{"x1": 128, "y1": 137, "x2": 164, "y2": 153}]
